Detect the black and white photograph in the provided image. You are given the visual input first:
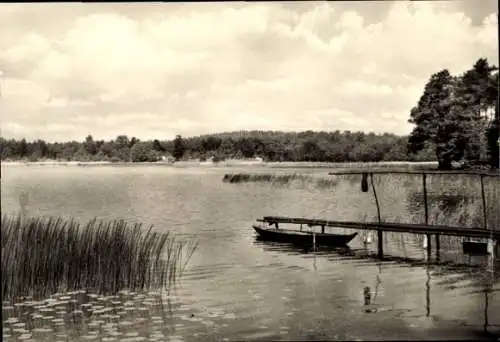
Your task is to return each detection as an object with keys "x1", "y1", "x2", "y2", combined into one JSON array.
[{"x1": 1, "y1": 1, "x2": 499, "y2": 341}]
